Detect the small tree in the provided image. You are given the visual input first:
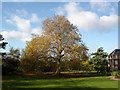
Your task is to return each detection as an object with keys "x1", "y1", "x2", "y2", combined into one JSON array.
[{"x1": 90, "y1": 47, "x2": 109, "y2": 74}]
